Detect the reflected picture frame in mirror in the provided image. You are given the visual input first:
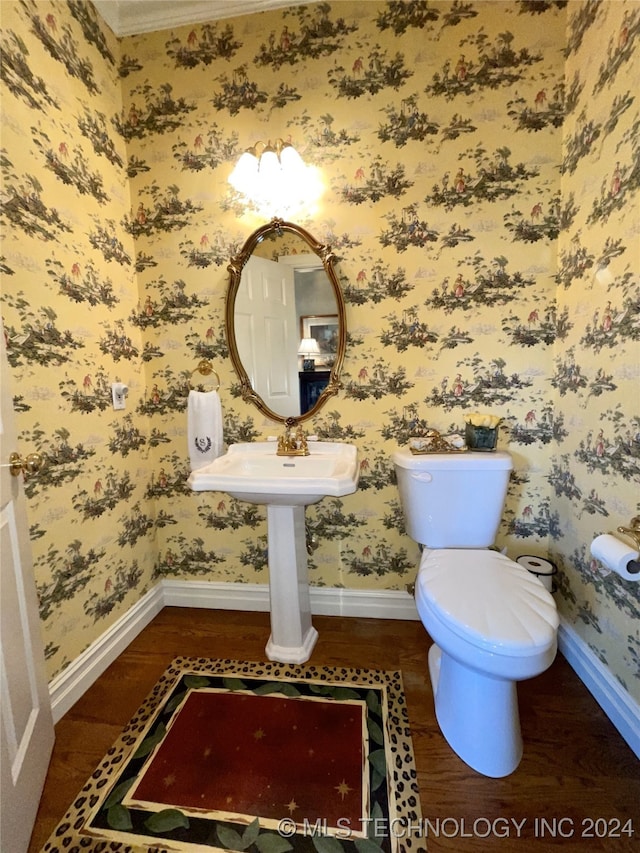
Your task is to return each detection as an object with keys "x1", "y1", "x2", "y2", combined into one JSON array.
[
  {"x1": 300, "y1": 315, "x2": 339, "y2": 367},
  {"x1": 226, "y1": 218, "x2": 347, "y2": 425}
]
